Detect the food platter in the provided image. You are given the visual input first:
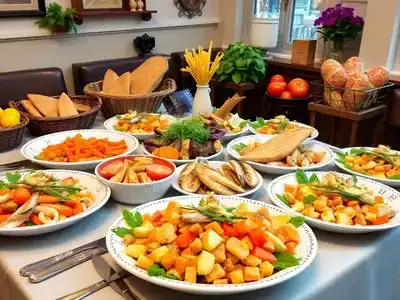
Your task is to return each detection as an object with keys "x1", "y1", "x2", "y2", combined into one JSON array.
[
  {"x1": 21, "y1": 129, "x2": 139, "y2": 170},
  {"x1": 0, "y1": 170, "x2": 111, "y2": 236},
  {"x1": 268, "y1": 171, "x2": 400, "y2": 233},
  {"x1": 227, "y1": 135, "x2": 334, "y2": 174},
  {"x1": 172, "y1": 161, "x2": 263, "y2": 197},
  {"x1": 335, "y1": 147, "x2": 400, "y2": 187},
  {"x1": 106, "y1": 195, "x2": 318, "y2": 295},
  {"x1": 220, "y1": 123, "x2": 249, "y2": 142}
]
